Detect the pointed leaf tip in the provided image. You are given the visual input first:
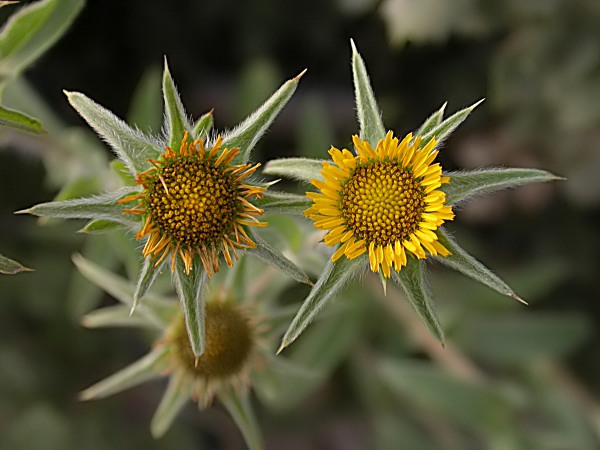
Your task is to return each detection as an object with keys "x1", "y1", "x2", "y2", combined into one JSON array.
[
  {"x1": 294, "y1": 69, "x2": 308, "y2": 81},
  {"x1": 512, "y1": 293, "x2": 529, "y2": 306}
]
